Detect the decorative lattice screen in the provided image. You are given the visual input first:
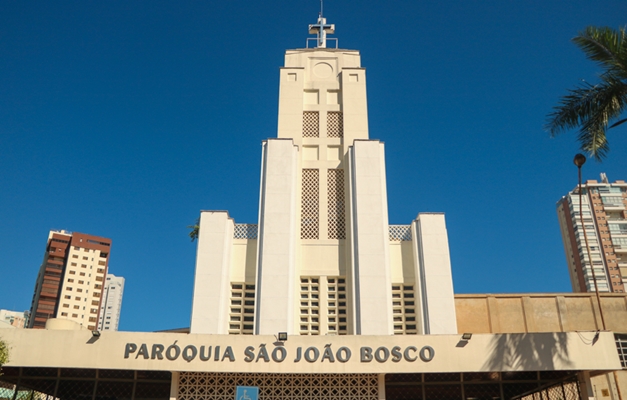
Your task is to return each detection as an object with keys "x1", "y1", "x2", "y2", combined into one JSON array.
[
  {"x1": 617, "y1": 333, "x2": 627, "y2": 368},
  {"x1": 327, "y1": 112, "x2": 344, "y2": 138},
  {"x1": 328, "y1": 169, "x2": 346, "y2": 239},
  {"x1": 178, "y1": 372, "x2": 379, "y2": 400},
  {"x1": 303, "y1": 112, "x2": 319, "y2": 138},
  {"x1": 301, "y1": 169, "x2": 319, "y2": 239},
  {"x1": 228, "y1": 283, "x2": 255, "y2": 334},
  {"x1": 234, "y1": 224, "x2": 258, "y2": 239},
  {"x1": 389, "y1": 225, "x2": 412, "y2": 241},
  {"x1": 299, "y1": 277, "x2": 320, "y2": 335},
  {"x1": 392, "y1": 284, "x2": 418, "y2": 335},
  {"x1": 327, "y1": 276, "x2": 348, "y2": 334}
]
